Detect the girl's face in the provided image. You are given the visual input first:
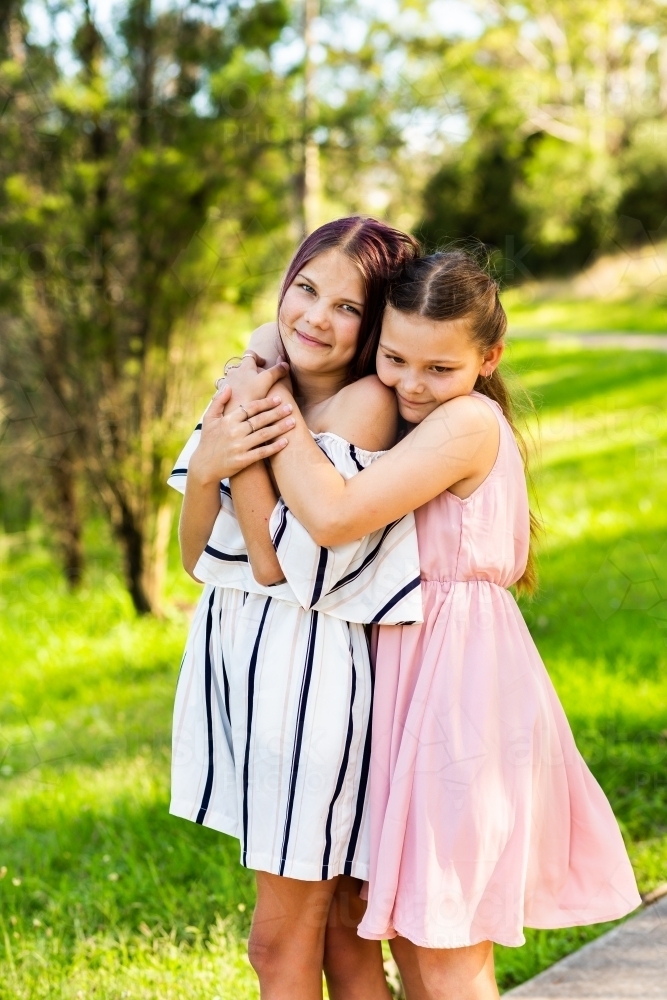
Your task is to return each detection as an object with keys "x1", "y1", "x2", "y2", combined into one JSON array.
[
  {"x1": 376, "y1": 305, "x2": 504, "y2": 424},
  {"x1": 279, "y1": 249, "x2": 365, "y2": 376}
]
